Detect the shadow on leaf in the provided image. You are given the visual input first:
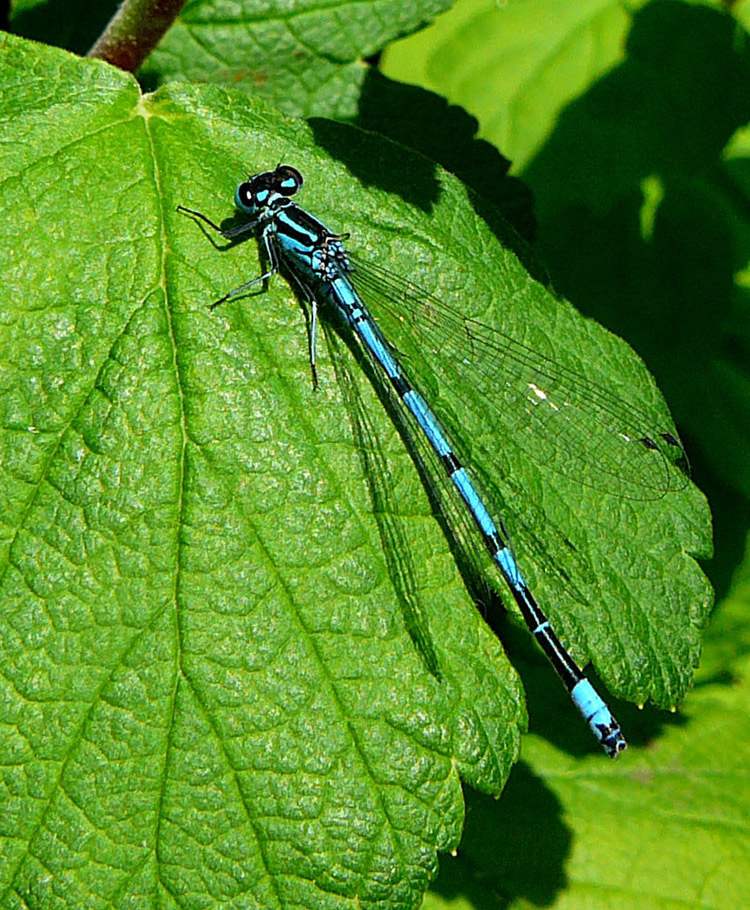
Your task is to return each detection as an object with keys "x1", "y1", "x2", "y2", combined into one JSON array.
[{"x1": 430, "y1": 764, "x2": 569, "y2": 908}]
